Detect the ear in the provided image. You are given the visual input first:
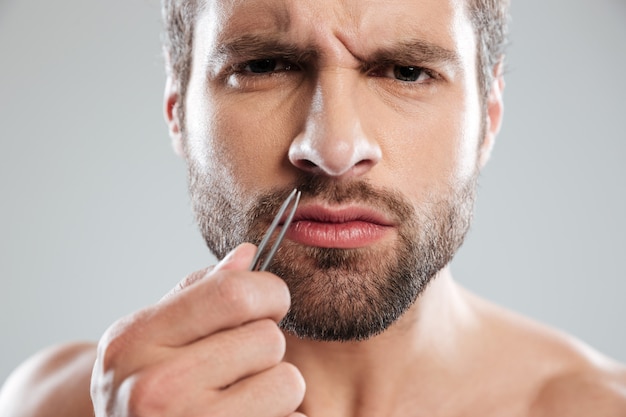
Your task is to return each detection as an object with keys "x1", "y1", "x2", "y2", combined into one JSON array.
[
  {"x1": 478, "y1": 61, "x2": 505, "y2": 168},
  {"x1": 164, "y1": 74, "x2": 185, "y2": 157}
]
